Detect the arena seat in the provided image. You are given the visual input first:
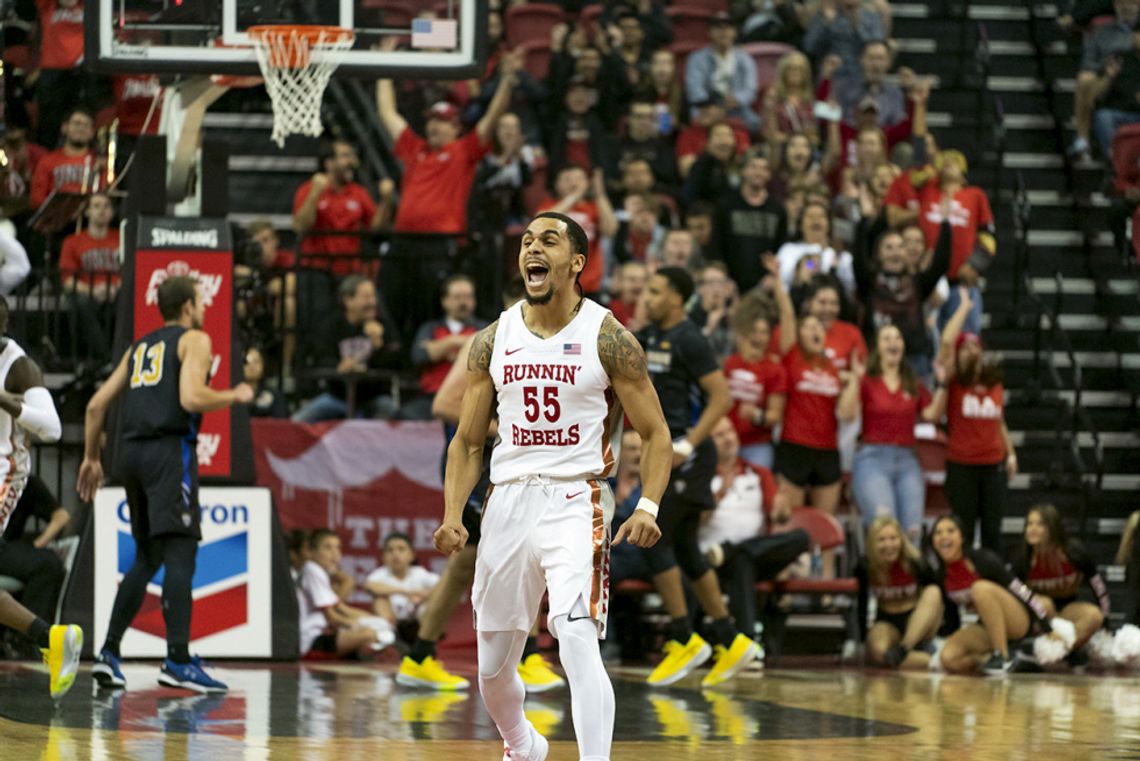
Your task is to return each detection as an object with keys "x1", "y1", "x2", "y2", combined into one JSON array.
[
  {"x1": 742, "y1": 42, "x2": 795, "y2": 97},
  {"x1": 520, "y1": 39, "x2": 552, "y2": 82},
  {"x1": 1111, "y1": 123, "x2": 1140, "y2": 195},
  {"x1": 506, "y1": 4, "x2": 565, "y2": 48},
  {"x1": 669, "y1": 40, "x2": 705, "y2": 85},
  {"x1": 665, "y1": 6, "x2": 713, "y2": 46}
]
